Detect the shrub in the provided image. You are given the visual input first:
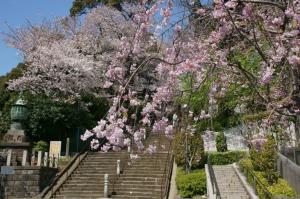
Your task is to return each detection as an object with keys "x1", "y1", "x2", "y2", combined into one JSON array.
[
  {"x1": 239, "y1": 157, "x2": 253, "y2": 170},
  {"x1": 208, "y1": 151, "x2": 246, "y2": 165},
  {"x1": 254, "y1": 171, "x2": 296, "y2": 198},
  {"x1": 173, "y1": 132, "x2": 206, "y2": 170},
  {"x1": 176, "y1": 167, "x2": 206, "y2": 198},
  {"x1": 58, "y1": 156, "x2": 71, "y2": 170},
  {"x1": 268, "y1": 178, "x2": 297, "y2": 197},
  {"x1": 250, "y1": 134, "x2": 277, "y2": 183},
  {"x1": 33, "y1": 140, "x2": 49, "y2": 152},
  {"x1": 239, "y1": 158, "x2": 297, "y2": 198},
  {"x1": 216, "y1": 132, "x2": 227, "y2": 152}
]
